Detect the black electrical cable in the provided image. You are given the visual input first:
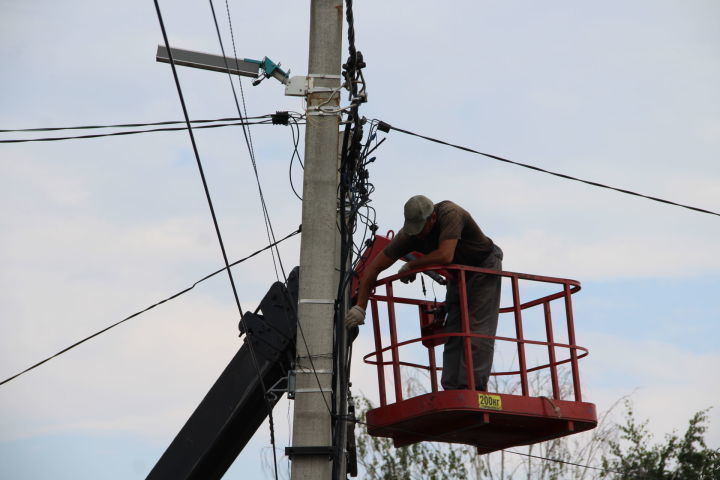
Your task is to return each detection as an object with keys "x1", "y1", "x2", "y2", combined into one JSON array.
[
  {"x1": 378, "y1": 121, "x2": 720, "y2": 219},
  {"x1": 154, "y1": 0, "x2": 245, "y2": 320},
  {"x1": 505, "y1": 449, "x2": 615, "y2": 474},
  {"x1": 0, "y1": 120, "x2": 277, "y2": 144},
  {"x1": 0, "y1": 228, "x2": 300, "y2": 387},
  {"x1": 0, "y1": 116, "x2": 272, "y2": 133},
  {"x1": 220, "y1": 0, "x2": 286, "y2": 285},
  {"x1": 332, "y1": 3, "x2": 374, "y2": 474},
  {"x1": 209, "y1": 0, "x2": 286, "y2": 286},
  {"x1": 288, "y1": 116, "x2": 303, "y2": 201},
  {"x1": 155, "y1": 8, "x2": 290, "y2": 480},
  {"x1": 208, "y1": 4, "x2": 286, "y2": 476}
]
